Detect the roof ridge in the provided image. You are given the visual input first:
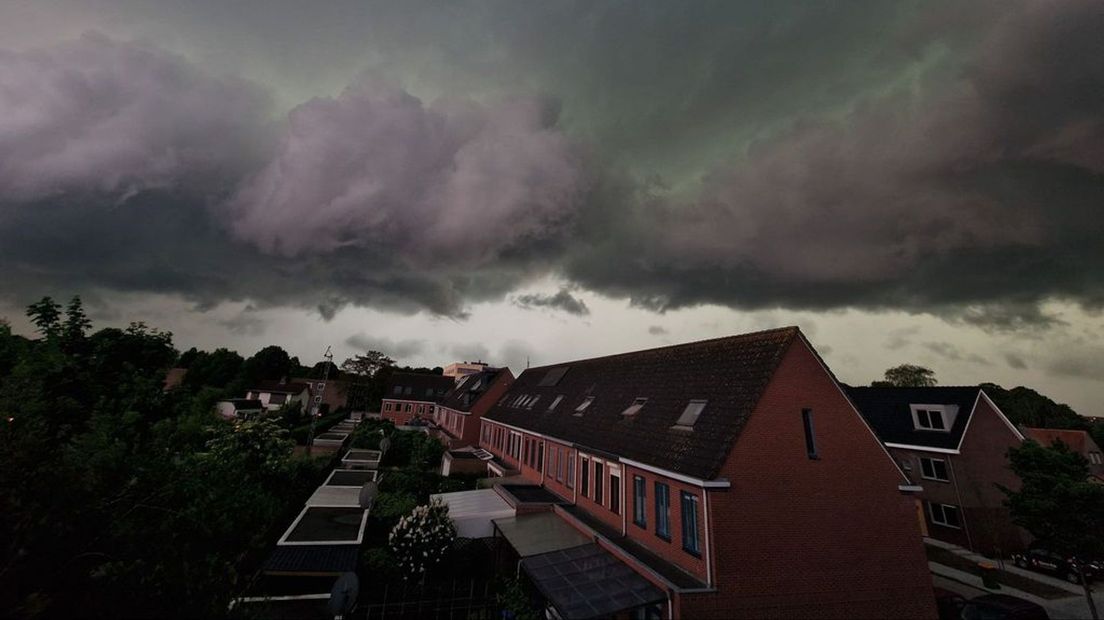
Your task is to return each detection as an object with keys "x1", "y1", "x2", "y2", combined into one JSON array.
[{"x1": 522, "y1": 326, "x2": 801, "y2": 372}]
